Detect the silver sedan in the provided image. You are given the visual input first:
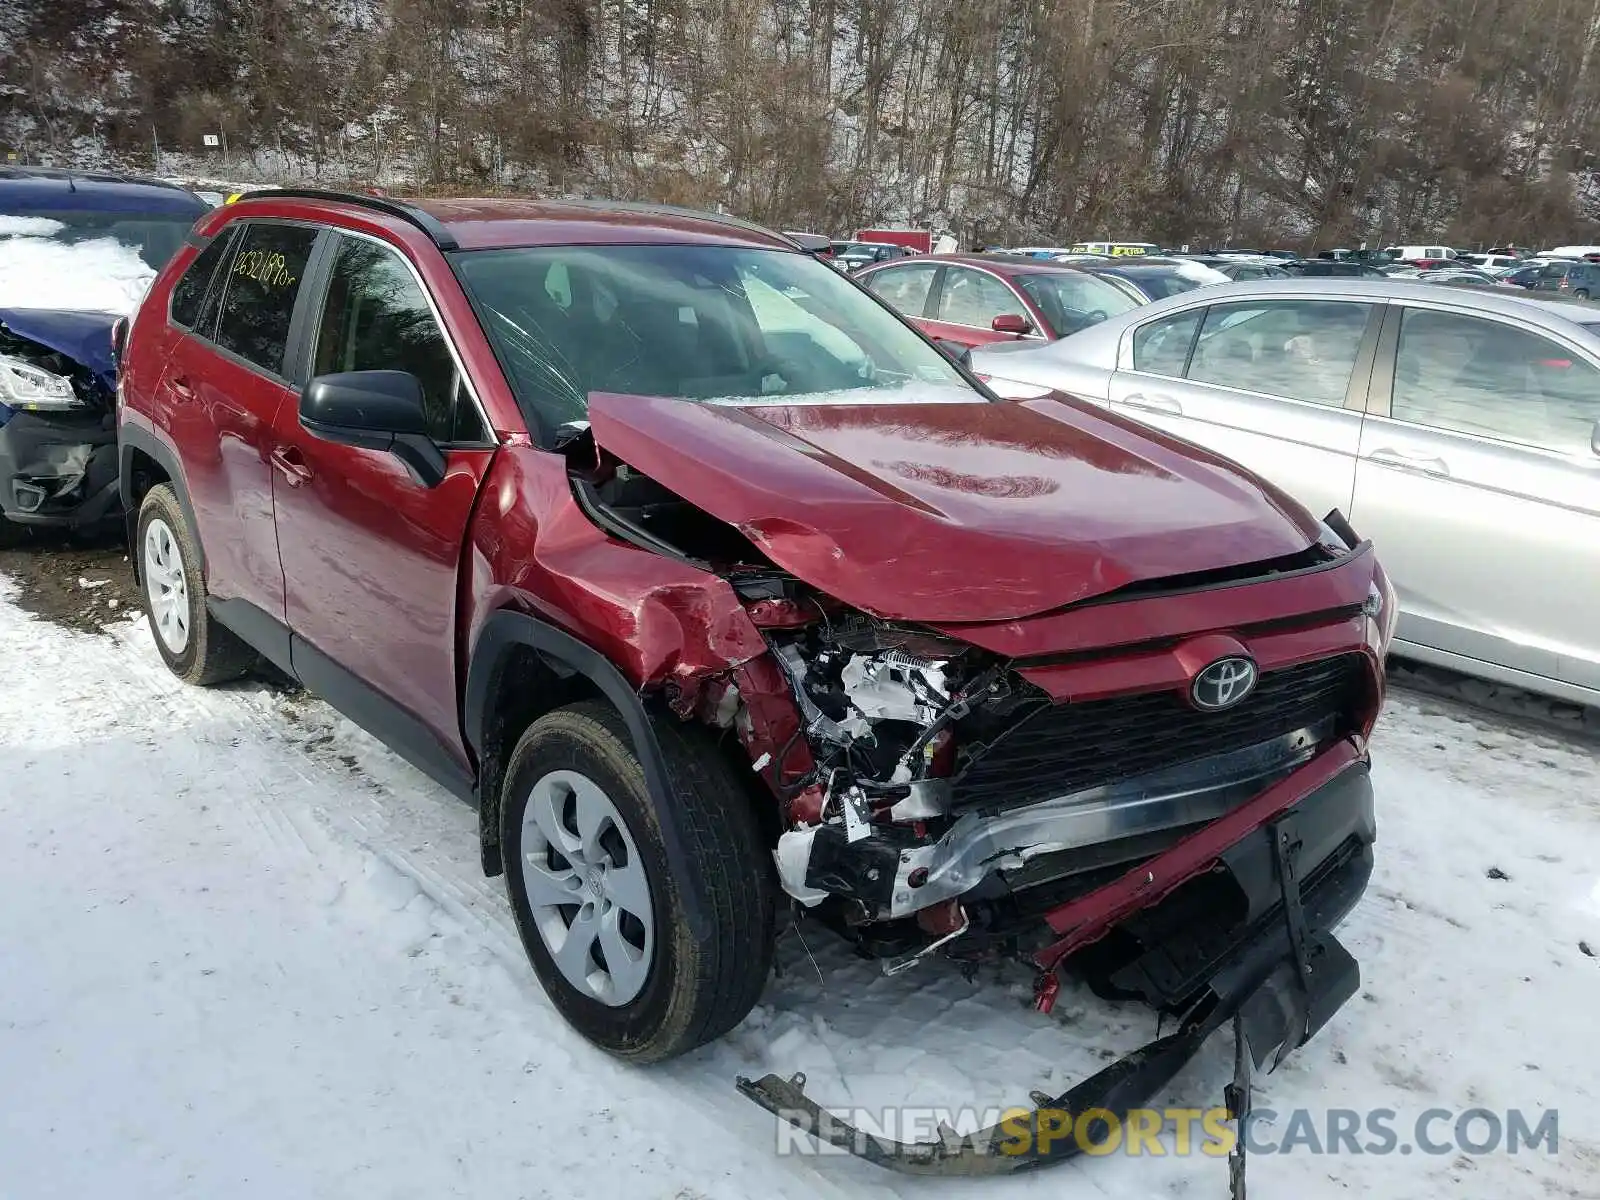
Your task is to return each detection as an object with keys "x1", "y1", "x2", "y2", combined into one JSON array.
[{"x1": 969, "y1": 279, "x2": 1600, "y2": 708}]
